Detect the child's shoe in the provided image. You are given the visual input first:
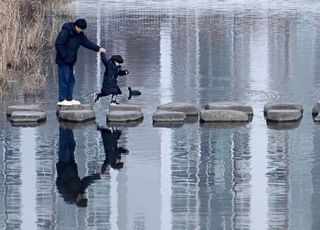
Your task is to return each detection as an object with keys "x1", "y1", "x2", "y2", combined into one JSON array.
[{"x1": 110, "y1": 100, "x2": 119, "y2": 105}]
